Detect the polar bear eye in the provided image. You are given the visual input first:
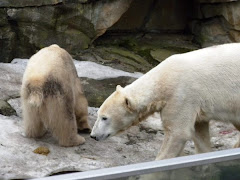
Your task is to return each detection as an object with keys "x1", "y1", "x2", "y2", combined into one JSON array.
[{"x1": 102, "y1": 117, "x2": 108, "y2": 121}]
